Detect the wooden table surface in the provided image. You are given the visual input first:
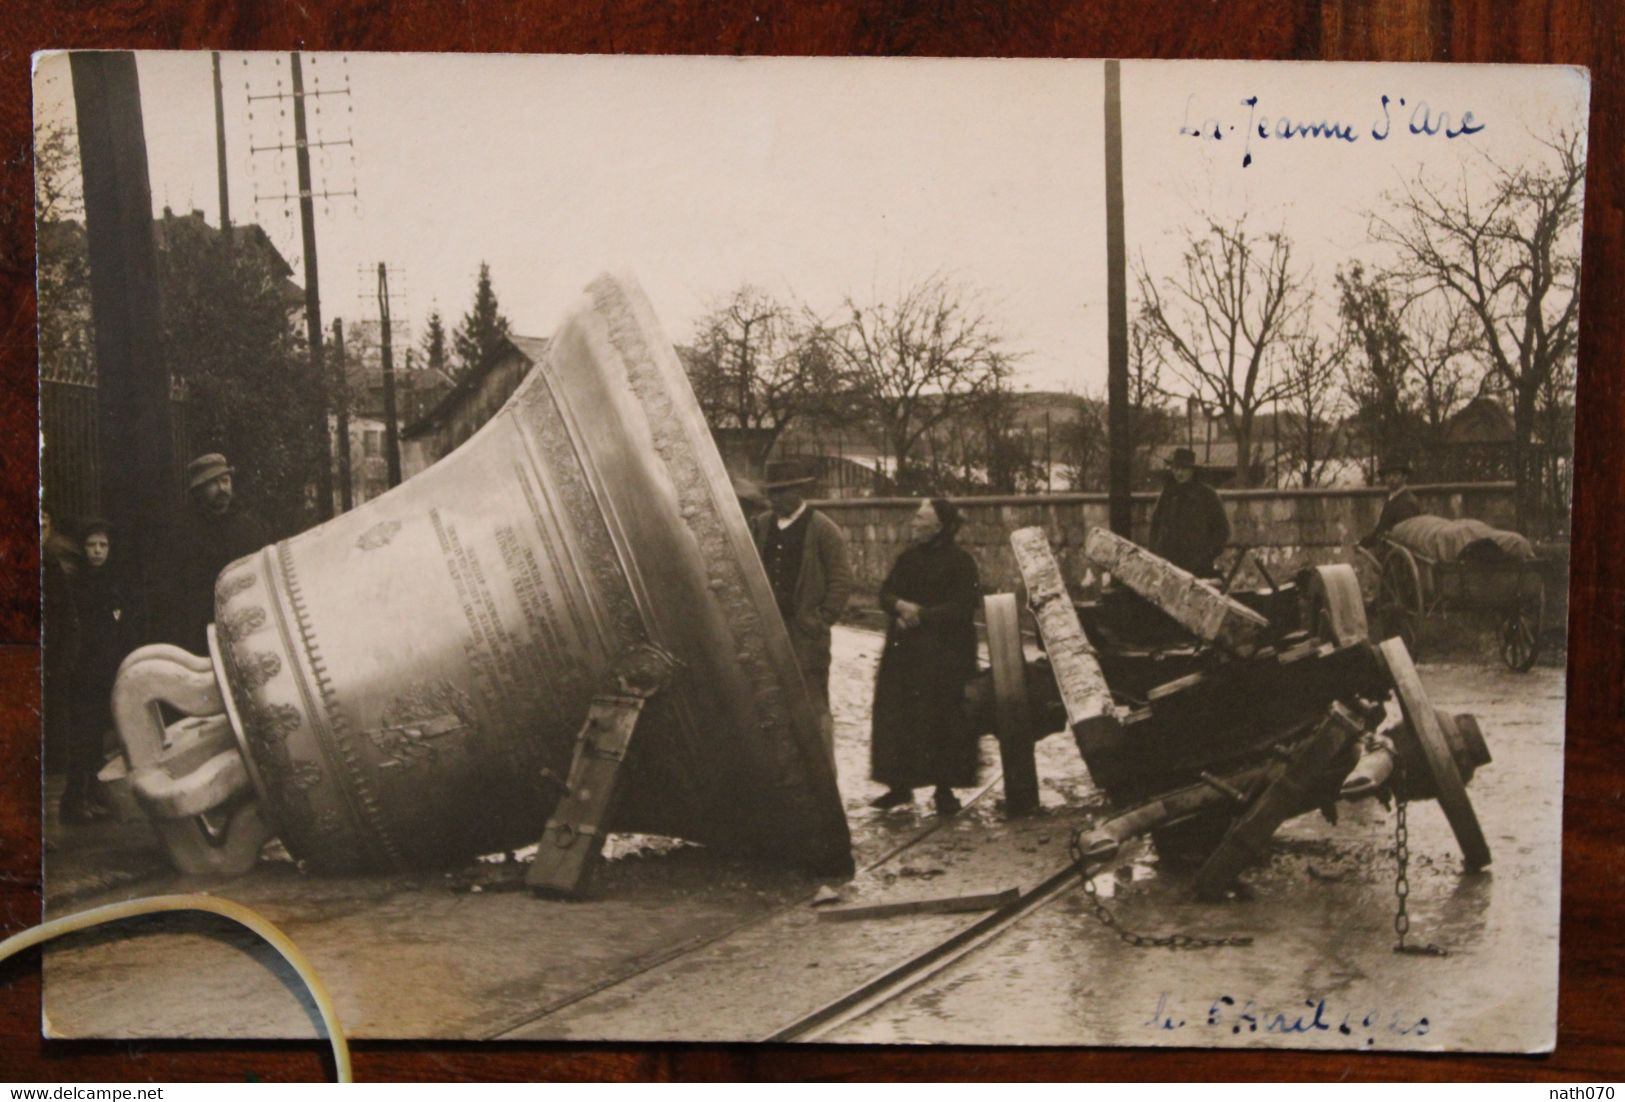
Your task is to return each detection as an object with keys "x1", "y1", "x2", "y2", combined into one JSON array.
[{"x1": 1, "y1": 0, "x2": 1621, "y2": 1082}]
